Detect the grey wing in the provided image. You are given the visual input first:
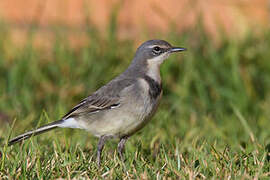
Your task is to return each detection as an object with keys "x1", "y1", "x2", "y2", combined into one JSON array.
[
  {"x1": 62, "y1": 78, "x2": 135, "y2": 120},
  {"x1": 62, "y1": 95, "x2": 121, "y2": 120}
]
